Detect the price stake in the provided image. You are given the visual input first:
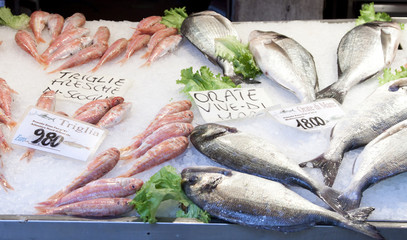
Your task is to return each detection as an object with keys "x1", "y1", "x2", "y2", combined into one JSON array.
[
  {"x1": 12, "y1": 106, "x2": 107, "y2": 161},
  {"x1": 268, "y1": 99, "x2": 345, "y2": 131}
]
